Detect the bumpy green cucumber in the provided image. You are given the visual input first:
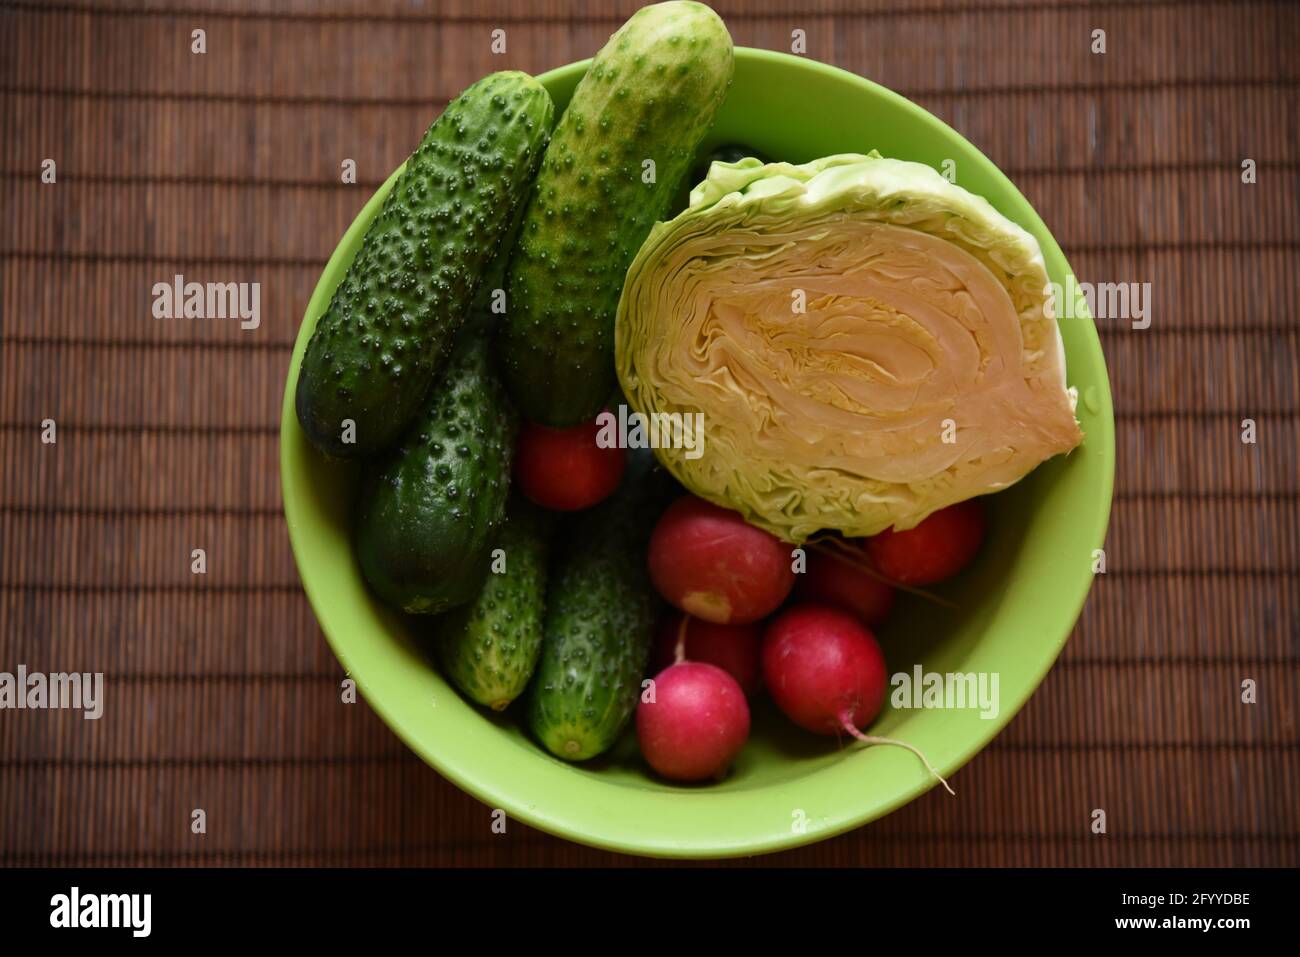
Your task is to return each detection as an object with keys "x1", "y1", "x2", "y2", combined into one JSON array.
[
  {"x1": 498, "y1": 2, "x2": 733, "y2": 426},
  {"x1": 296, "y1": 71, "x2": 553, "y2": 458},
  {"x1": 527, "y1": 450, "x2": 677, "y2": 760},
  {"x1": 435, "y1": 499, "x2": 551, "y2": 710},
  {"x1": 354, "y1": 329, "x2": 516, "y2": 614}
]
